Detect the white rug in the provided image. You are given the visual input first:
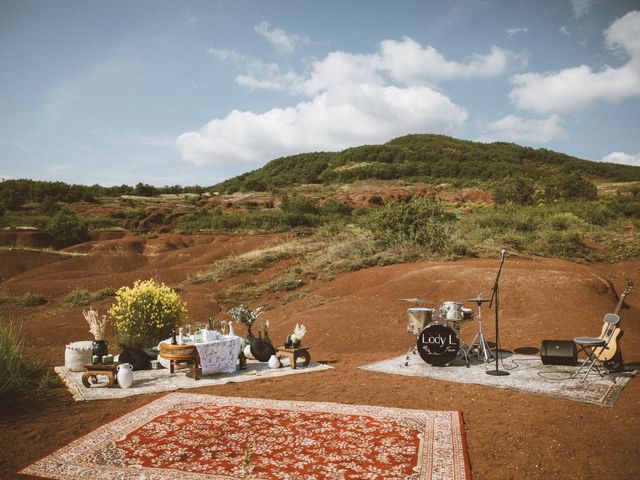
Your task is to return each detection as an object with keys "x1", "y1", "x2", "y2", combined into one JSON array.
[
  {"x1": 56, "y1": 359, "x2": 332, "y2": 401},
  {"x1": 359, "y1": 353, "x2": 635, "y2": 407}
]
